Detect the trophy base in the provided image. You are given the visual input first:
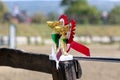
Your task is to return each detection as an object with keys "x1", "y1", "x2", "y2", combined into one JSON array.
[{"x1": 59, "y1": 55, "x2": 73, "y2": 61}]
